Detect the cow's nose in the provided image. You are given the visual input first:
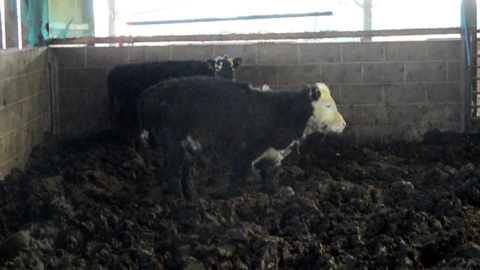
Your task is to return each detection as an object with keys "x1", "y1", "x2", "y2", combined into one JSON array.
[{"x1": 343, "y1": 121, "x2": 346, "y2": 128}]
